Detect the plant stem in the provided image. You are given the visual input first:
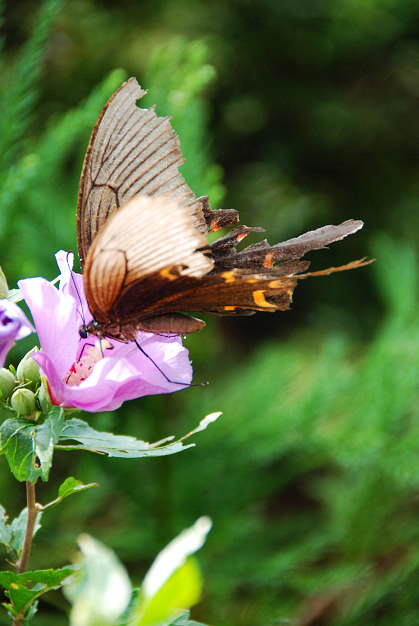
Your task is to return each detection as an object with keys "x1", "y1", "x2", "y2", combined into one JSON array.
[
  {"x1": 16, "y1": 481, "x2": 38, "y2": 574},
  {"x1": 12, "y1": 482, "x2": 38, "y2": 625},
  {"x1": 11, "y1": 482, "x2": 38, "y2": 626}
]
